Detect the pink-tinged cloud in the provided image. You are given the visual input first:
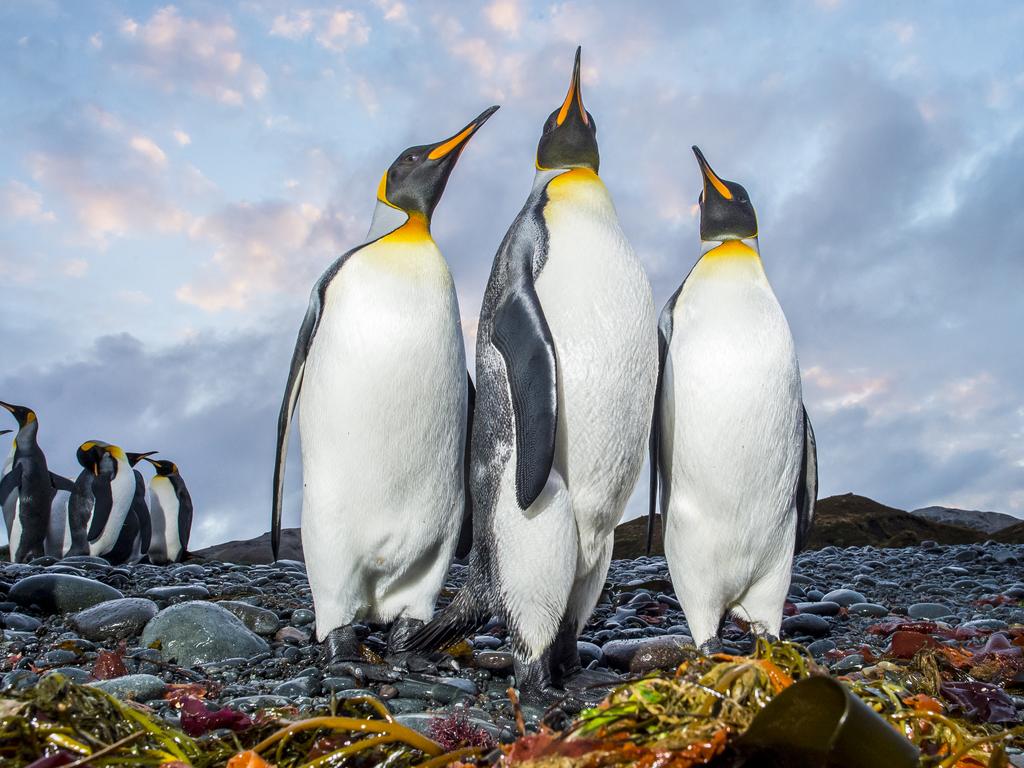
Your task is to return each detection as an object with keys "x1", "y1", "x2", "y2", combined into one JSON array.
[
  {"x1": 1, "y1": 180, "x2": 57, "y2": 223},
  {"x1": 269, "y1": 8, "x2": 370, "y2": 51}
]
